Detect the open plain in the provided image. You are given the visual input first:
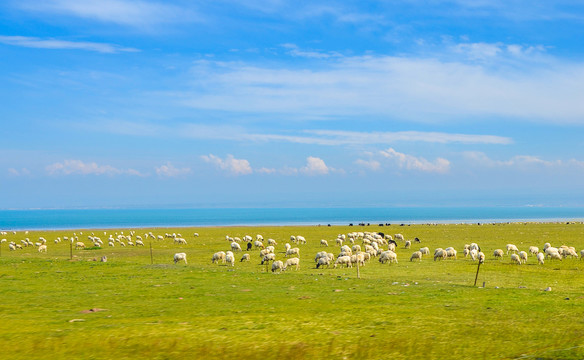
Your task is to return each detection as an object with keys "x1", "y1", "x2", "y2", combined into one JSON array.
[{"x1": 1, "y1": 222, "x2": 584, "y2": 359}]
